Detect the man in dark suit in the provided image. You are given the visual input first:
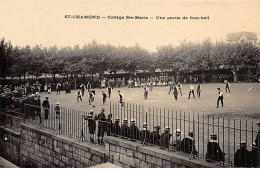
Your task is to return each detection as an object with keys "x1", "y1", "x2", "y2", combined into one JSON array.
[
  {"x1": 129, "y1": 119, "x2": 139, "y2": 141},
  {"x1": 139, "y1": 123, "x2": 150, "y2": 144},
  {"x1": 234, "y1": 141, "x2": 250, "y2": 167},
  {"x1": 206, "y1": 135, "x2": 224, "y2": 162},
  {"x1": 121, "y1": 119, "x2": 129, "y2": 138},
  {"x1": 106, "y1": 113, "x2": 113, "y2": 136},
  {"x1": 112, "y1": 118, "x2": 121, "y2": 136},
  {"x1": 160, "y1": 127, "x2": 172, "y2": 149},
  {"x1": 180, "y1": 131, "x2": 197, "y2": 155},
  {"x1": 42, "y1": 97, "x2": 50, "y2": 119},
  {"x1": 150, "y1": 126, "x2": 161, "y2": 145}
]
